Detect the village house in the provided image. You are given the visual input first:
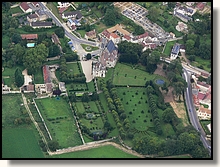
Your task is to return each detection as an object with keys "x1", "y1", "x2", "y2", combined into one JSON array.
[
  {"x1": 2, "y1": 78, "x2": 11, "y2": 94},
  {"x1": 85, "y1": 29, "x2": 96, "y2": 40},
  {"x1": 62, "y1": 11, "x2": 83, "y2": 20},
  {"x1": 30, "y1": 21, "x2": 53, "y2": 29},
  {"x1": 59, "y1": 82, "x2": 66, "y2": 92},
  {"x1": 176, "y1": 21, "x2": 188, "y2": 32},
  {"x1": 174, "y1": 7, "x2": 192, "y2": 23},
  {"x1": 197, "y1": 105, "x2": 211, "y2": 120},
  {"x1": 35, "y1": 10, "x2": 48, "y2": 21},
  {"x1": 186, "y1": 2, "x2": 195, "y2": 7},
  {"x1": 106, "y1": 24, "x2": 131, "y2": 37},
  {"x1": 170, "y1": 43, "x2": 180, "y2": 60},
  {"x1": 67, "y1": 18, "x2": 80, "y2": 31},
  {"x1": 196, "y1": 81, "x2": 211, "y2": 93},
  {"x1": 92, "y1": 61, "x2": 106, "y2": 78},
  {"x1": 122, "y1": 34, "x2": 131, "y2": 42},
  {"x1": 58, "y1": 2, "x2": 70, "y2": 8},
  {"x1": 20, "y1": 2, "x2": 32, "y2": 13},
  {"x1": 32, "y1": 2, "x2": 39, "y2": 8},
  {"x1": 196, "y1": 2, "x2": 206, "y2": 11},
  {"x1": 20, "y1": 34, "x2": 38, "y2": 41},
  {"x1": 109, "y1": 33, "x2": 121, "y2": 44},
  {"x1": 51, "y1": 33, "x2": 61, "y2": 45},
  {"x1": 27, "y1": 13, "x2": 38, "y2": 22}
]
